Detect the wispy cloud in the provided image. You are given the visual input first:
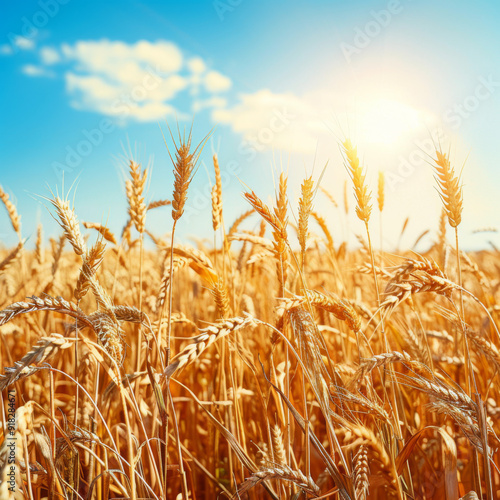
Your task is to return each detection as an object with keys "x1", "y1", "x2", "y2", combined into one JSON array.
[
  {"x1": 14, "y1": 36, "x2": 35, "y2": 51},
  {"x1": 21, "y1": 64, "x2": 54, "y2": 77},
  {"x1": 0, "y1": 45, "x2": 13, "y2": 55},
  {"x1": 39, "y1": 46, "x2": 60, "y2": 65},
  {"x1": 0, "y1": 35, "x2": 36, "y2": 55}
]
